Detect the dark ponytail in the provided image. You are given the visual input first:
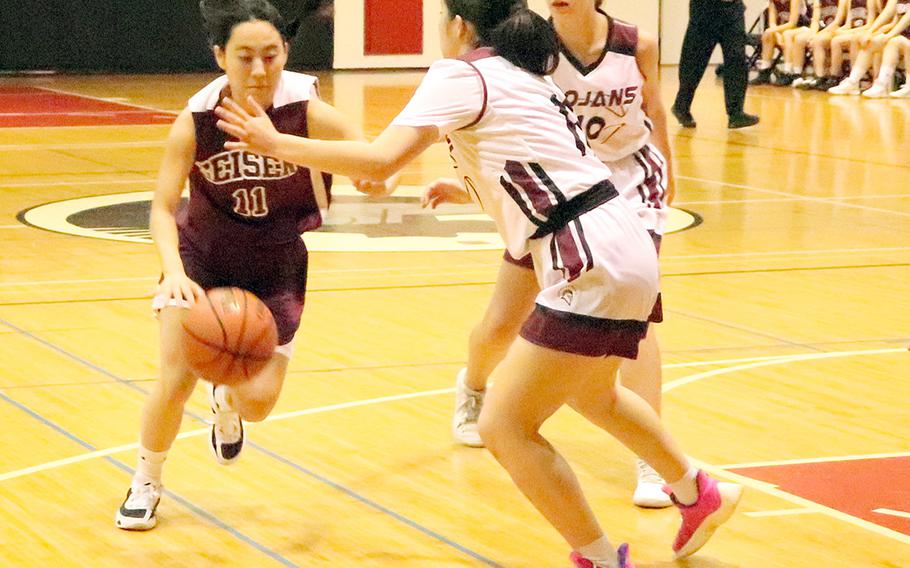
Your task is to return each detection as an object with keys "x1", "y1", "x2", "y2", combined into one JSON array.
[
  {"x1": 199, "y1": 0, "x2": 301, "y2": 48},
  {"x1": 445, "y1": 0, "x2": 560, "y2": 75}
]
